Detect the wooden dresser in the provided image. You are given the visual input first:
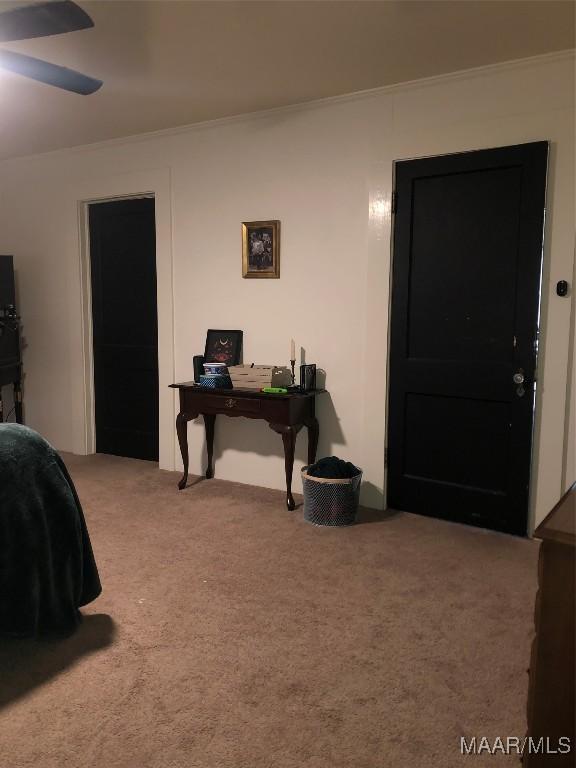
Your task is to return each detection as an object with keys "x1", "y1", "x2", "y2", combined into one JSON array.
[{"x1": 525, "y1": 483, "x2": 575, "y2": 765}]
